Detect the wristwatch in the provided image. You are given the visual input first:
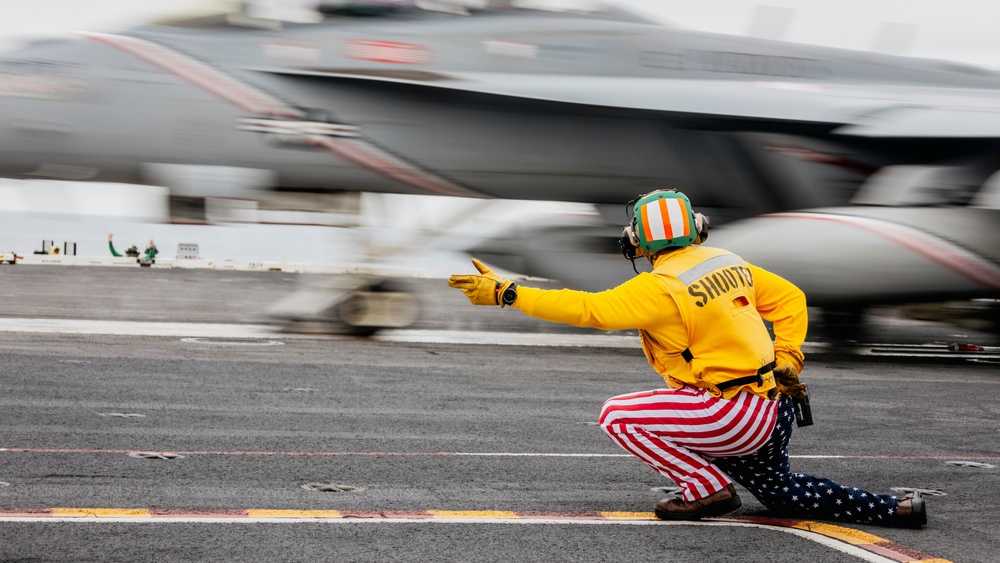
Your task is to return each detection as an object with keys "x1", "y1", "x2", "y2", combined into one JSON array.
[{"x1": 501, "y1": 283, "x2": 518, "y2": 307}]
